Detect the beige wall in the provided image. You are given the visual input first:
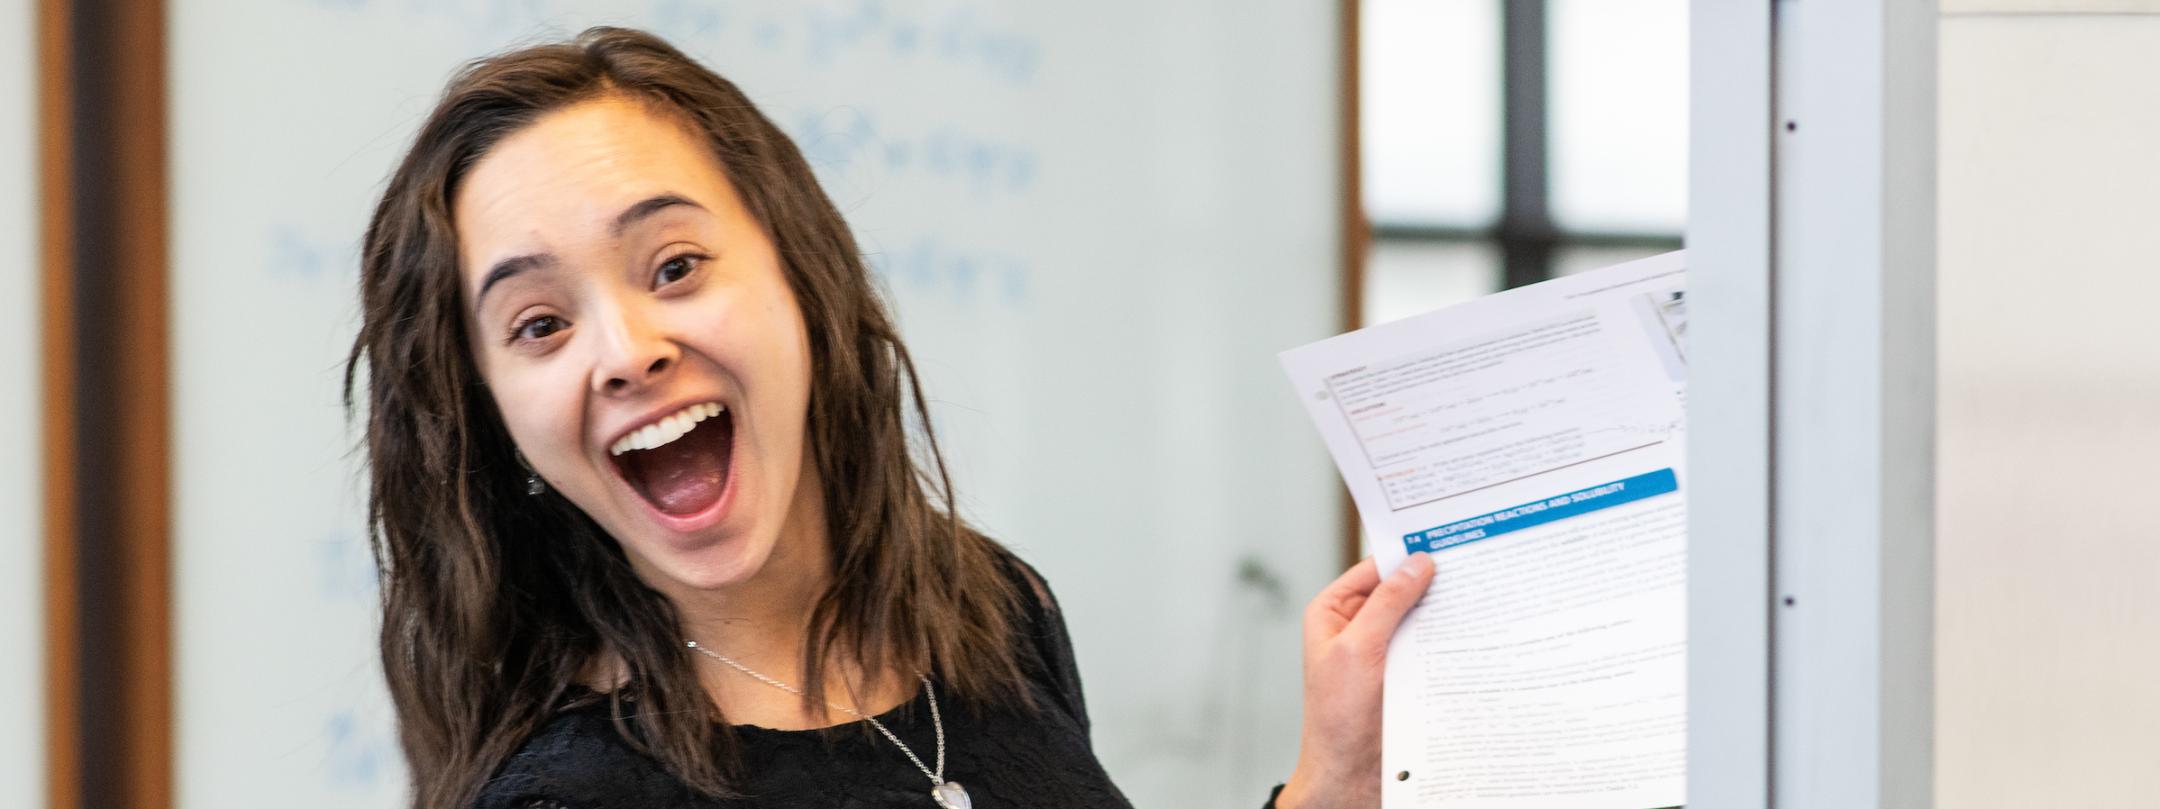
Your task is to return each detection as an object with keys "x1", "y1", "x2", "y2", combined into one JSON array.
[
  {"x1": 1937, "y1": 12, "x2": 2160, "y2": 807},
  {"x1": 1946, "y1": 0, "x2": 2160, "y2": 12}
]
